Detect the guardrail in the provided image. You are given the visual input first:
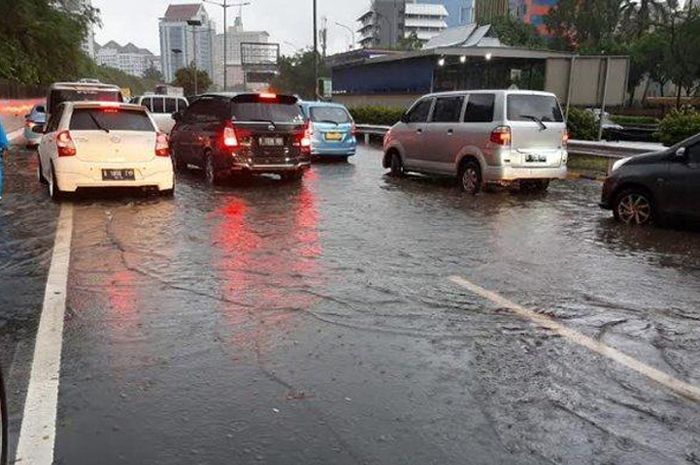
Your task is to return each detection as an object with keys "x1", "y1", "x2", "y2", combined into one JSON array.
[{"x1": 356, "y1": 124, "x2": 664, "y2": 161}]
